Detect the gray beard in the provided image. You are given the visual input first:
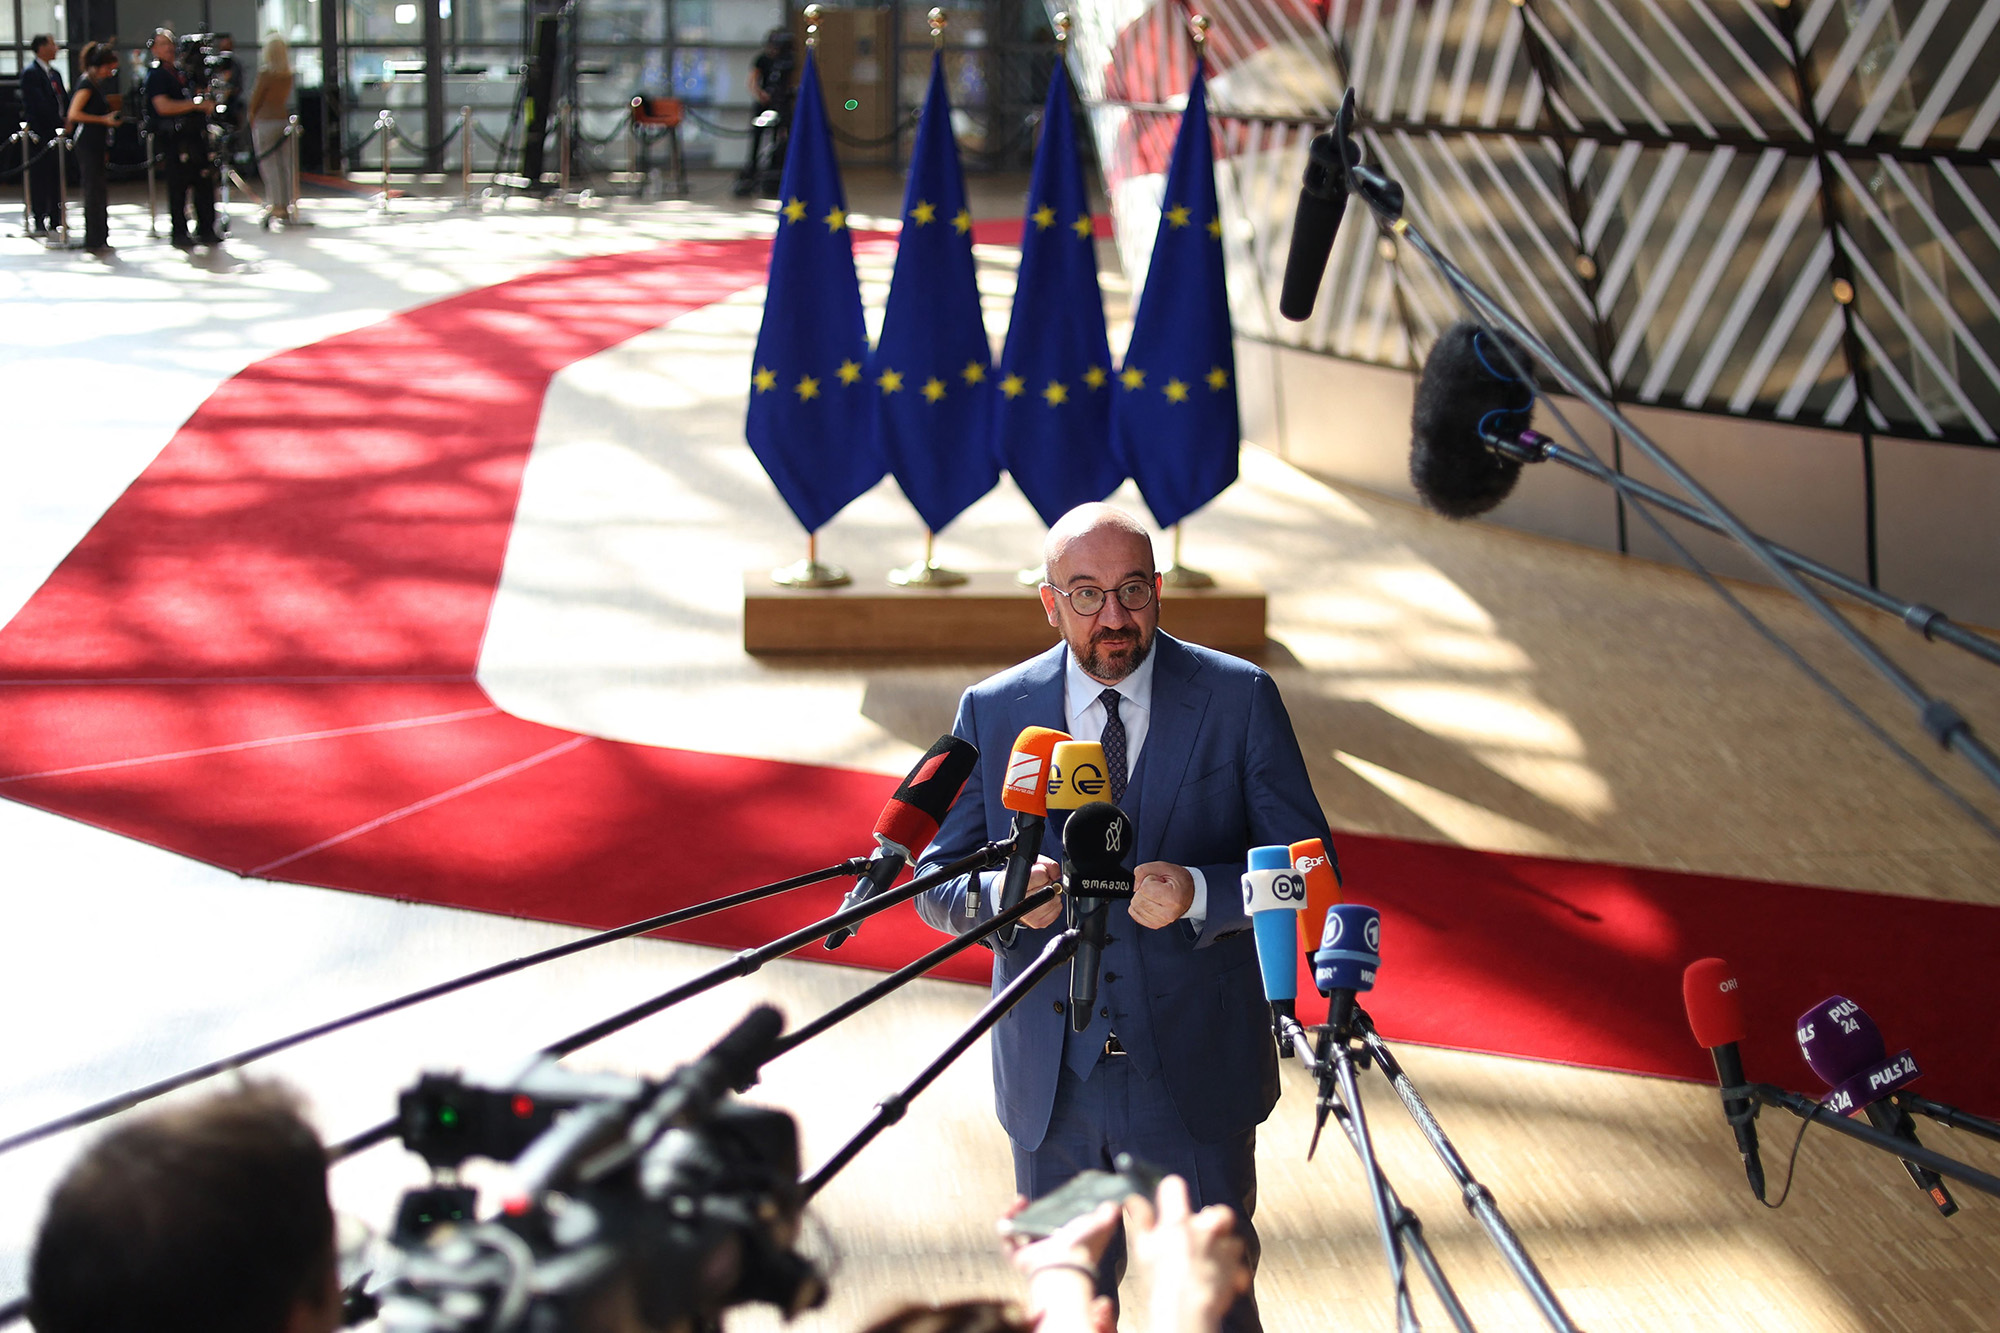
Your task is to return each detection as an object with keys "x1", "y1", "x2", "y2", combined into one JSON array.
[{"x1": 1080, "y1": 628, "x2": 1152, "y2": 683}]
